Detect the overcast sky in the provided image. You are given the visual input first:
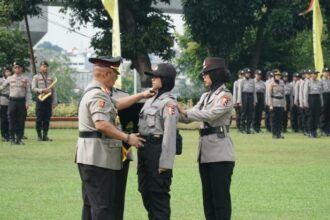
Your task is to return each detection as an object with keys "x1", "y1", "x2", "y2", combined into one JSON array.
[{"x1": 36, "y1": 6, "x2": 184, "y2": 52}]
